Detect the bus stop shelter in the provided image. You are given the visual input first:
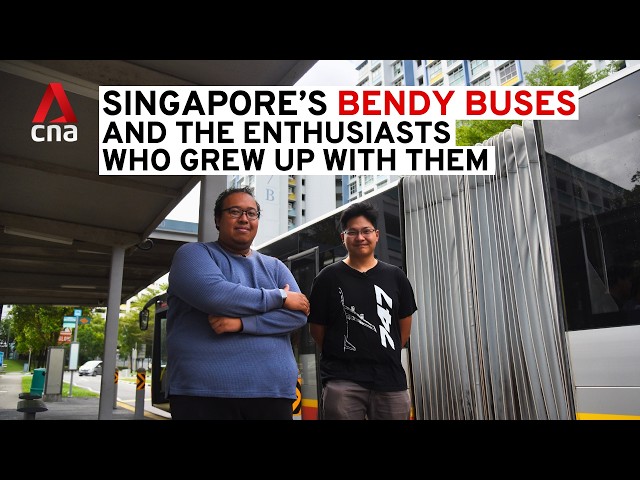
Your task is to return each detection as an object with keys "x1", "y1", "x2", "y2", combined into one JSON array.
[{"x1": 0, "y1": 60, "x2": 317, "y2": 418}]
